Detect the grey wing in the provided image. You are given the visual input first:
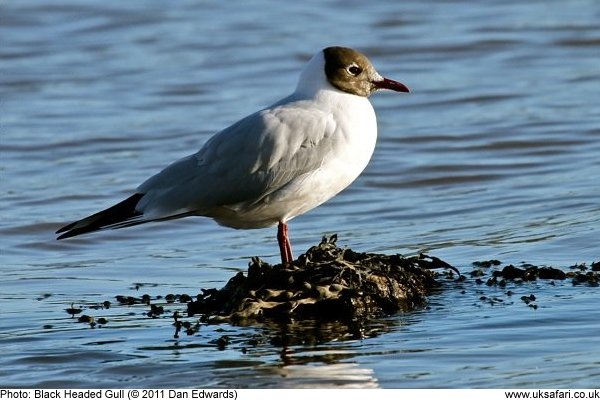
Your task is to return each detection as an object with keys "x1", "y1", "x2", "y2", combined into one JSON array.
[{"x1": 135, "y1": 103, "x2": 337, "y2": 220}]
